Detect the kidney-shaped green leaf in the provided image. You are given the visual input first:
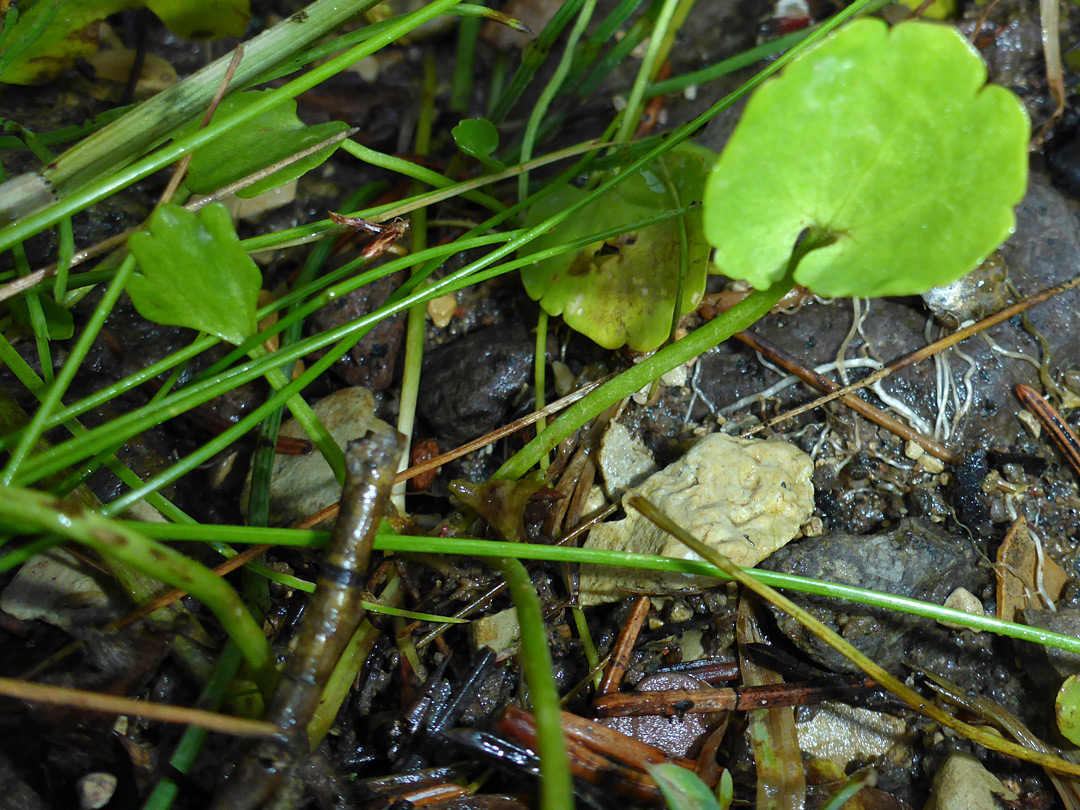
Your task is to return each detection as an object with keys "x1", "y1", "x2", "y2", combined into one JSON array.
[
  {"x1": 520, "y1": 144, "x2": 716, "y2": 351},
  {"x1": 179, "y1": 91, "x2": 349, "y2": 198},
  {"x1": 452, "y1": 118, "x2": 499, "y2": 158},
  {"x1": 703, "y1": 19, "x2": 1029, "y2": 298},
  {"x1": 1057, "y1": 674, "x2": 1080, "y2": 746},
  {"x1": 127, "y1": 203, "x2": 261, "y2": 345}
]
